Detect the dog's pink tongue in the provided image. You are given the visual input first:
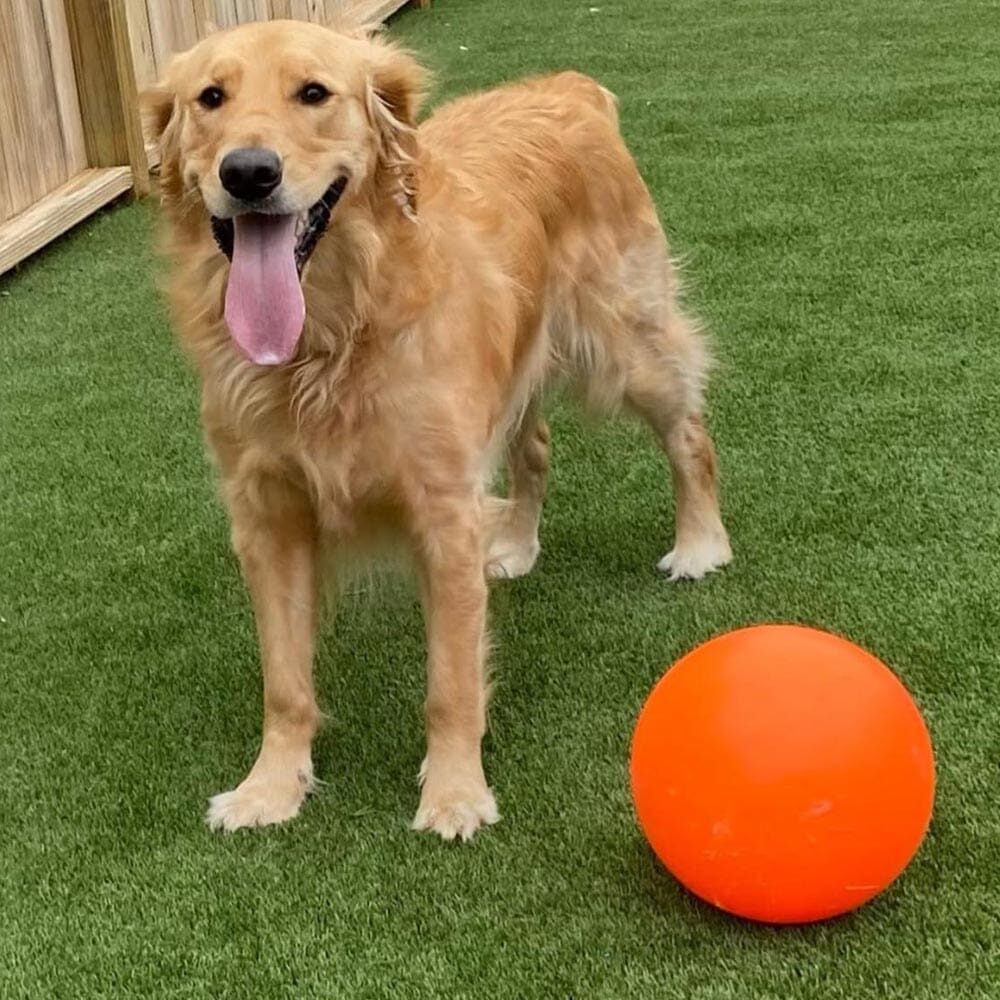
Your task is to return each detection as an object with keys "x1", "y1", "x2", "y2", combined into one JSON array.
[{"x1": 224, "y1": 214, "x2": 304, "y2": 366}]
